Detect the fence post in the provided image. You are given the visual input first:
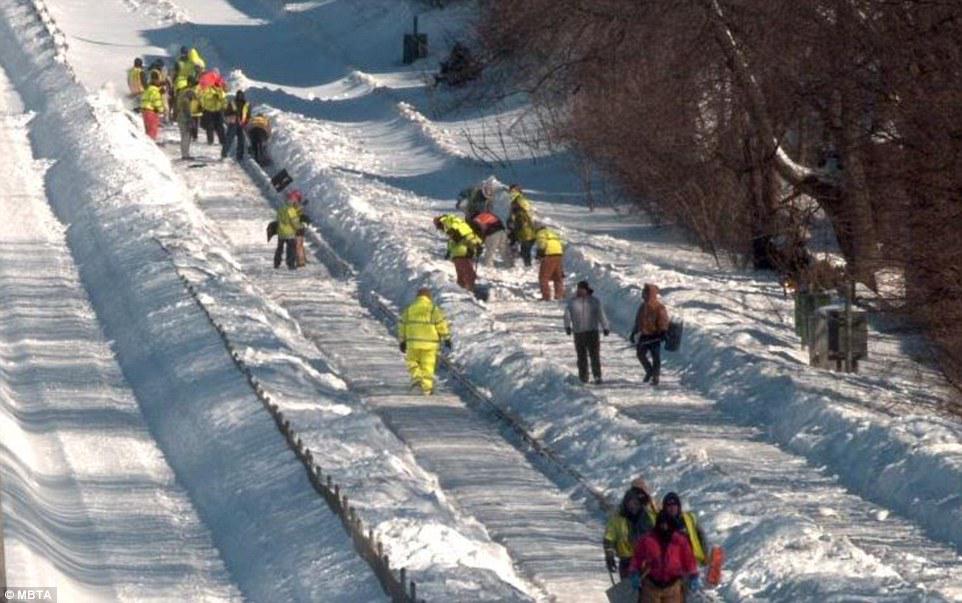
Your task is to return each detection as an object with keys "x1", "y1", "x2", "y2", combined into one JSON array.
[{"x1": 0, "y1": 470, "x2": 7, "y2": 593}]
